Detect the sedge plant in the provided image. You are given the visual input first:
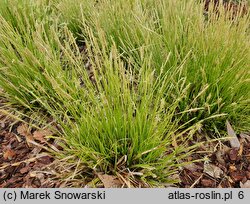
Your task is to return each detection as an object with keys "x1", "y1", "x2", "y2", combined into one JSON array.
[
  {"x1": 0, "y1": 0, "x2": 201, "y2": 185},
  {"x1": 57, "y1": 0, "x2": 250, "y2": 133}
]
